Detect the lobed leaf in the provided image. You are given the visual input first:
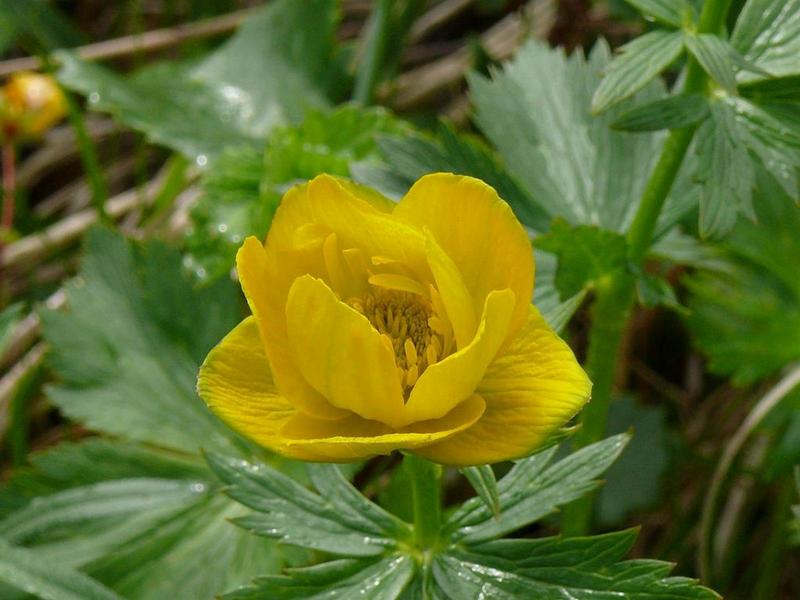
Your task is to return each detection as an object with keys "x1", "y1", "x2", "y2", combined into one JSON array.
[
  {"x1": 433, "y1": 531, "x2": 719, "y2": 599},
  {"x1": 694, "y1": 102, "x2": 755, "y2": 238},
  {"x1": 208, "y1": 454, "x2": 406, "y2": 556},
  {"x1": 223, "y1": 556, "x2": 415, "y2": 600},
  {"x1": 686, "y1": 170, "x2": 800, "y2": 384},
  {"x1": 470, "y1": 39, "x2": 694, "y2": 236},
  {"x1": 591, "y1": 30, "x2": 685, "y2": 114},
  {"x1": 611, "y1": 94, "x2": 709, "y2": 132},
  {"x1": 40, "y1": 228, "x2": 245, "y2": 455},
  {"x1": 0, "y1": 439, "x2": 289, "y2": 600},
  {"x1": 731, "y1": 0, "x2": 800, "y2": 81},
  {"x1": 446, "y1": 434, "x2": 630, "y2": 543}
]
